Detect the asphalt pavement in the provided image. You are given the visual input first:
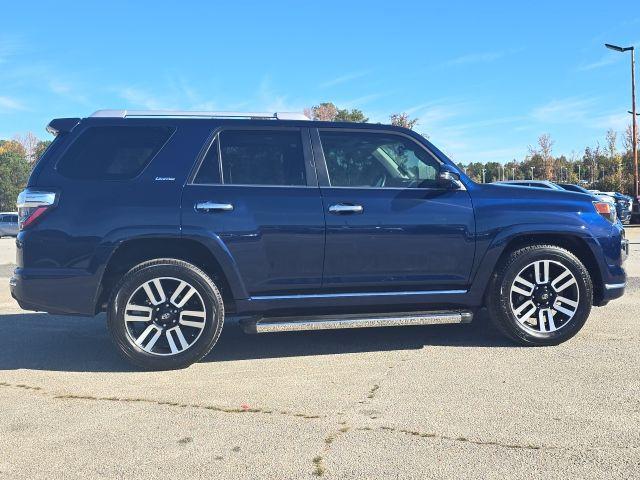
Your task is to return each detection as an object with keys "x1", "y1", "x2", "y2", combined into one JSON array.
[{"x1": 0, "y1": 231, "x2": 638, "y2": 479}]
